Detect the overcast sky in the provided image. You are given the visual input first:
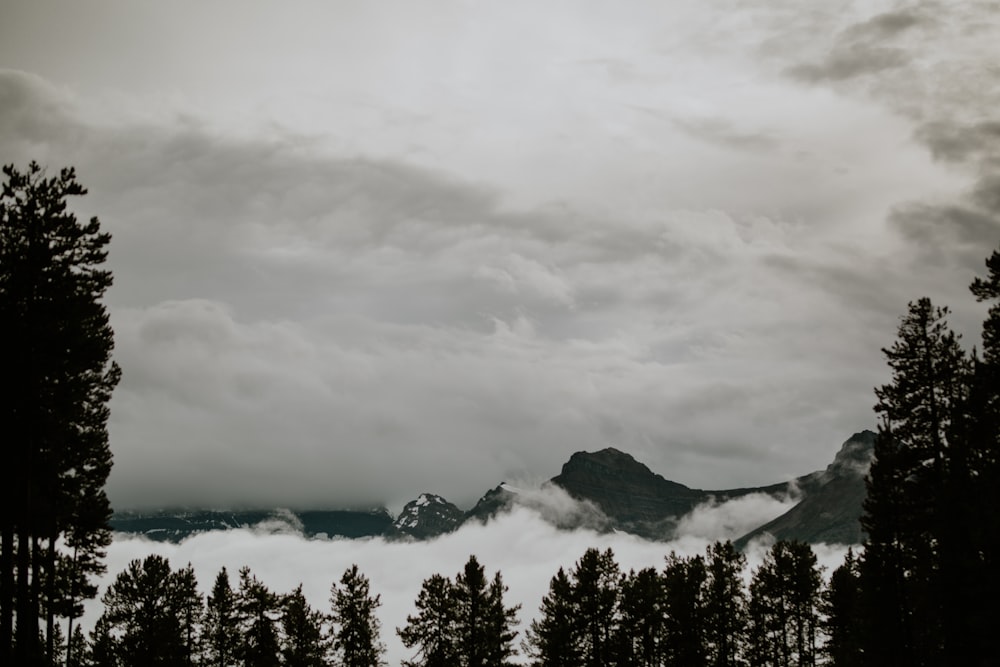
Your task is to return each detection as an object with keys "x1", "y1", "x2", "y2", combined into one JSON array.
[{"x1": 2, "y1": 0, "x2": 999, "y2": 511}]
